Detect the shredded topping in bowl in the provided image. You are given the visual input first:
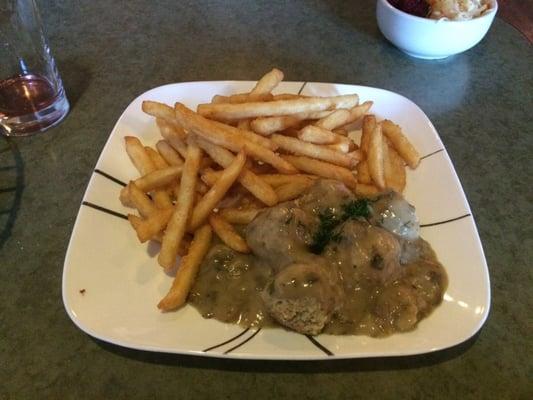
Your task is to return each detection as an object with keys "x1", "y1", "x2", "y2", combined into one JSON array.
[{"x1": 428, "y1": 0, "x2": 494, "y2": 20}]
